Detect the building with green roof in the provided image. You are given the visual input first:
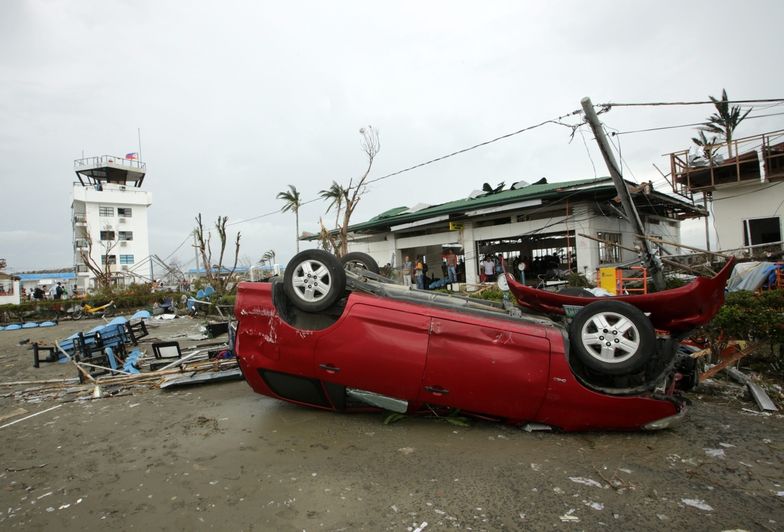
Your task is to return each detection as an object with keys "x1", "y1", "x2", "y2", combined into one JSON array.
[{"x1": 310, "y1": 176, "x2": 704, "y2": 285}]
